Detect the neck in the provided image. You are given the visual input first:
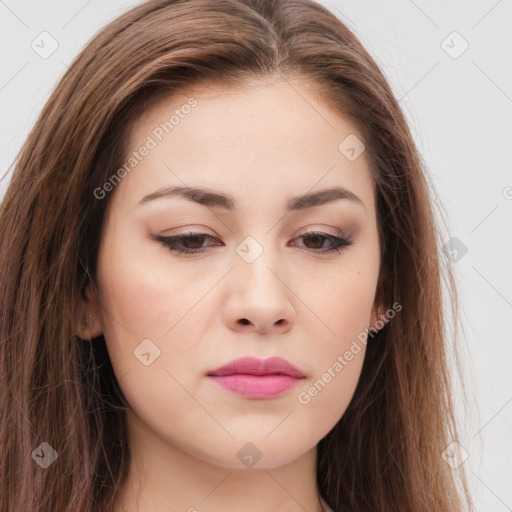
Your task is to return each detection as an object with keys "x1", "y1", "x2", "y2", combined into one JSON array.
[{"x1": 113, "y1": 408, "x2": 327, "y2": 512}]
